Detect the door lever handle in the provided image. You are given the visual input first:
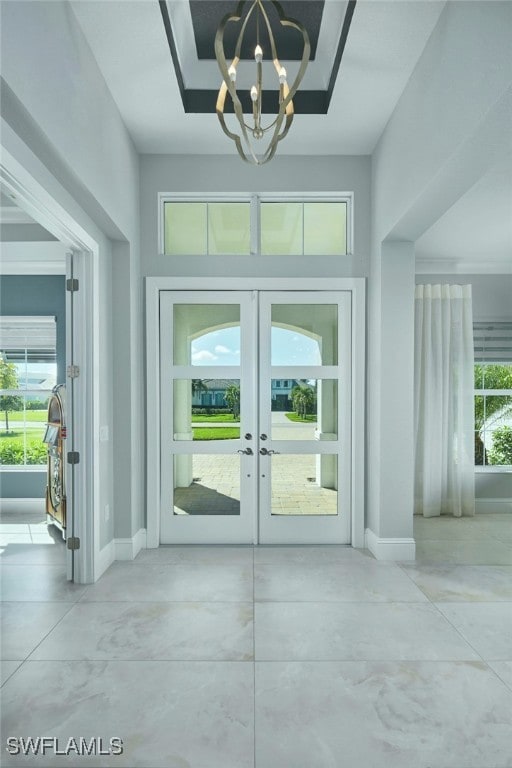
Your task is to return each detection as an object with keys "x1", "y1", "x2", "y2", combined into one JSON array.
[
  {"x1": 259, "y1": 448, "x2": 280, "y2": 455},
  {"x1": 238, "y1": 447, "x2": 253, "y2": 455}
]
